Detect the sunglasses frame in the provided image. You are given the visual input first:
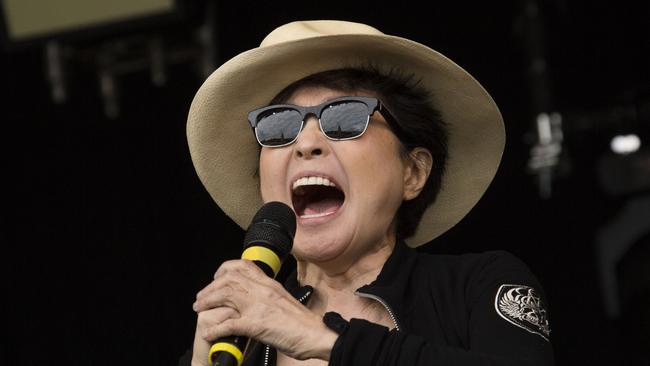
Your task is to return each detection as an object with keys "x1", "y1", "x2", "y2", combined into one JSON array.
[{"x1": 247, "y1": 96, "x2": 392, "y2": 148}]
